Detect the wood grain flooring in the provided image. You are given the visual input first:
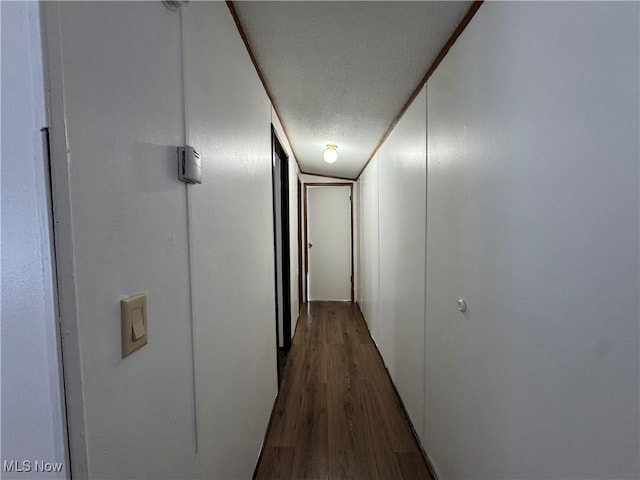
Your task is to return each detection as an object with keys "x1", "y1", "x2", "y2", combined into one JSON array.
[{"x1": 254, "y1": 301, "x2": 433, "y2": 480}]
